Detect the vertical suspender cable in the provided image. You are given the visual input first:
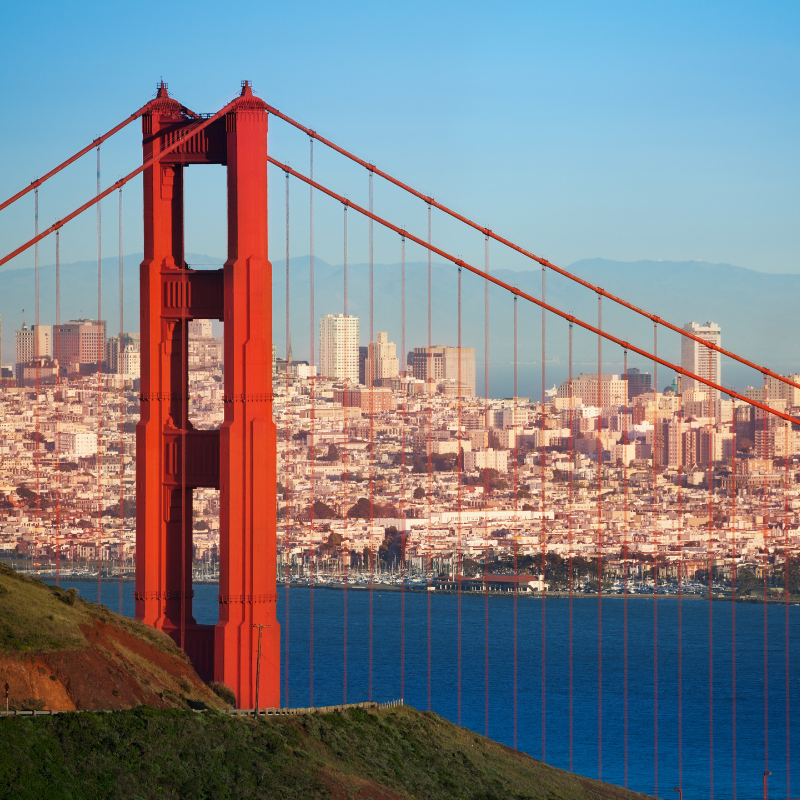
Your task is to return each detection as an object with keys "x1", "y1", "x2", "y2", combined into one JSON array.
[
  {"x1": 368, "y1": 170, "x2": 374, "y2": 703},
  {"x1": 568, "y1": 320, "x2": 574, "y2": 772},
  {"x1": 597, "y1": 294, "x2": 603, "y2": 781},
  {"x1": 308, "y1": 137, "x2": 315, "y2": 708},
  {"x1": 653, "y1": 322, "x2": 659, "y2": 798},
  {"x1": 762, "y1": 374, "x2": 769, "y2": 788},
  {"x1": 710, "y1": 358, "x2": 719, "y2": 800},
  {"x1": 540, "y1": 266, "x2": 546, "y2": 762},
  {"x1": 677, "y1": 374, "x2": 684, "y2": 793},
  {"x1": 400, "y1": 233, "x2": 406, "y2": 703},
  {"x1": 623, "y1": 348, "x2": 629, "y2": 788},
  {"x1": 457, "y1": 264, "x2": 463, "y2": 728},
  {"x1": 484, "y1": 233, "x2": 490, "y2": 737},
  {"x1": 96, "y1": 145, "x2": 103, "y2": 603},
  {"x1": 181, "y1": 218, "x2": 187, "y2": 654},
  {"x1": 34, "y1": 187, "x2": 40, "y2": 575},
  {"x1": 427, "y1": 202, "x2": 432, "y2": 712},
  {"x1": 118, "y1": 188, "x2": 124, "y2": 614},
  {"x1": 513, "y1": 294, "x2": 518, "y2": 750},
  {"x1": 343, "y1": 202, "x2": 348, "y2": 705},
  {"x1": 652, "y1": 322, "x2": 659, "y2": 797},
  {"x1": 284, "y1": 172, "x2": 291, "y2": 708},
  {"x1": 731, "y1": 406, "x2": 738, "y2": 799},
  {"x1": 784, "y1": 416, "x2": 790, "y2": 800},
  {"x1": 55, "y1": 230, "x2": 61, "y2": 586}
]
